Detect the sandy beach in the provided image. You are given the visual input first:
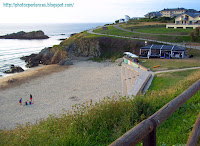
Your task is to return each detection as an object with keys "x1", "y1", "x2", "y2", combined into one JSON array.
[{"x1": 0, "y1": 59, "x2": 123, "y2": 129}]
